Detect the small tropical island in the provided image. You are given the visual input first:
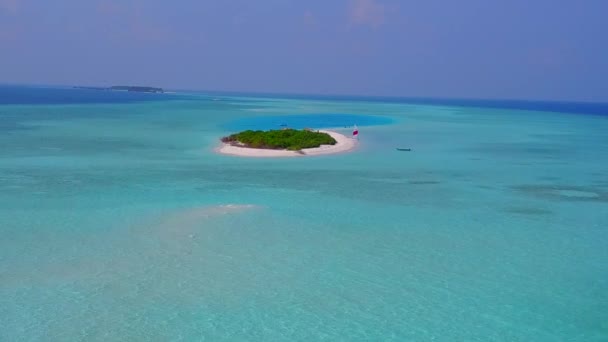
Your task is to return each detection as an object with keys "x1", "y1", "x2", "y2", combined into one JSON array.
[
  {"x1": 74, "y1": 85, "x2": 164, "y2": 93},
  {"x1": 110, "y1": 86, "x2": 164, "y2": 93},
  {"x1": 222, "y1": 129, "x2": 336, "y2": 150},
  {"x1": 217, "y1": 128, "x2": 357, "y2": 157}
]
